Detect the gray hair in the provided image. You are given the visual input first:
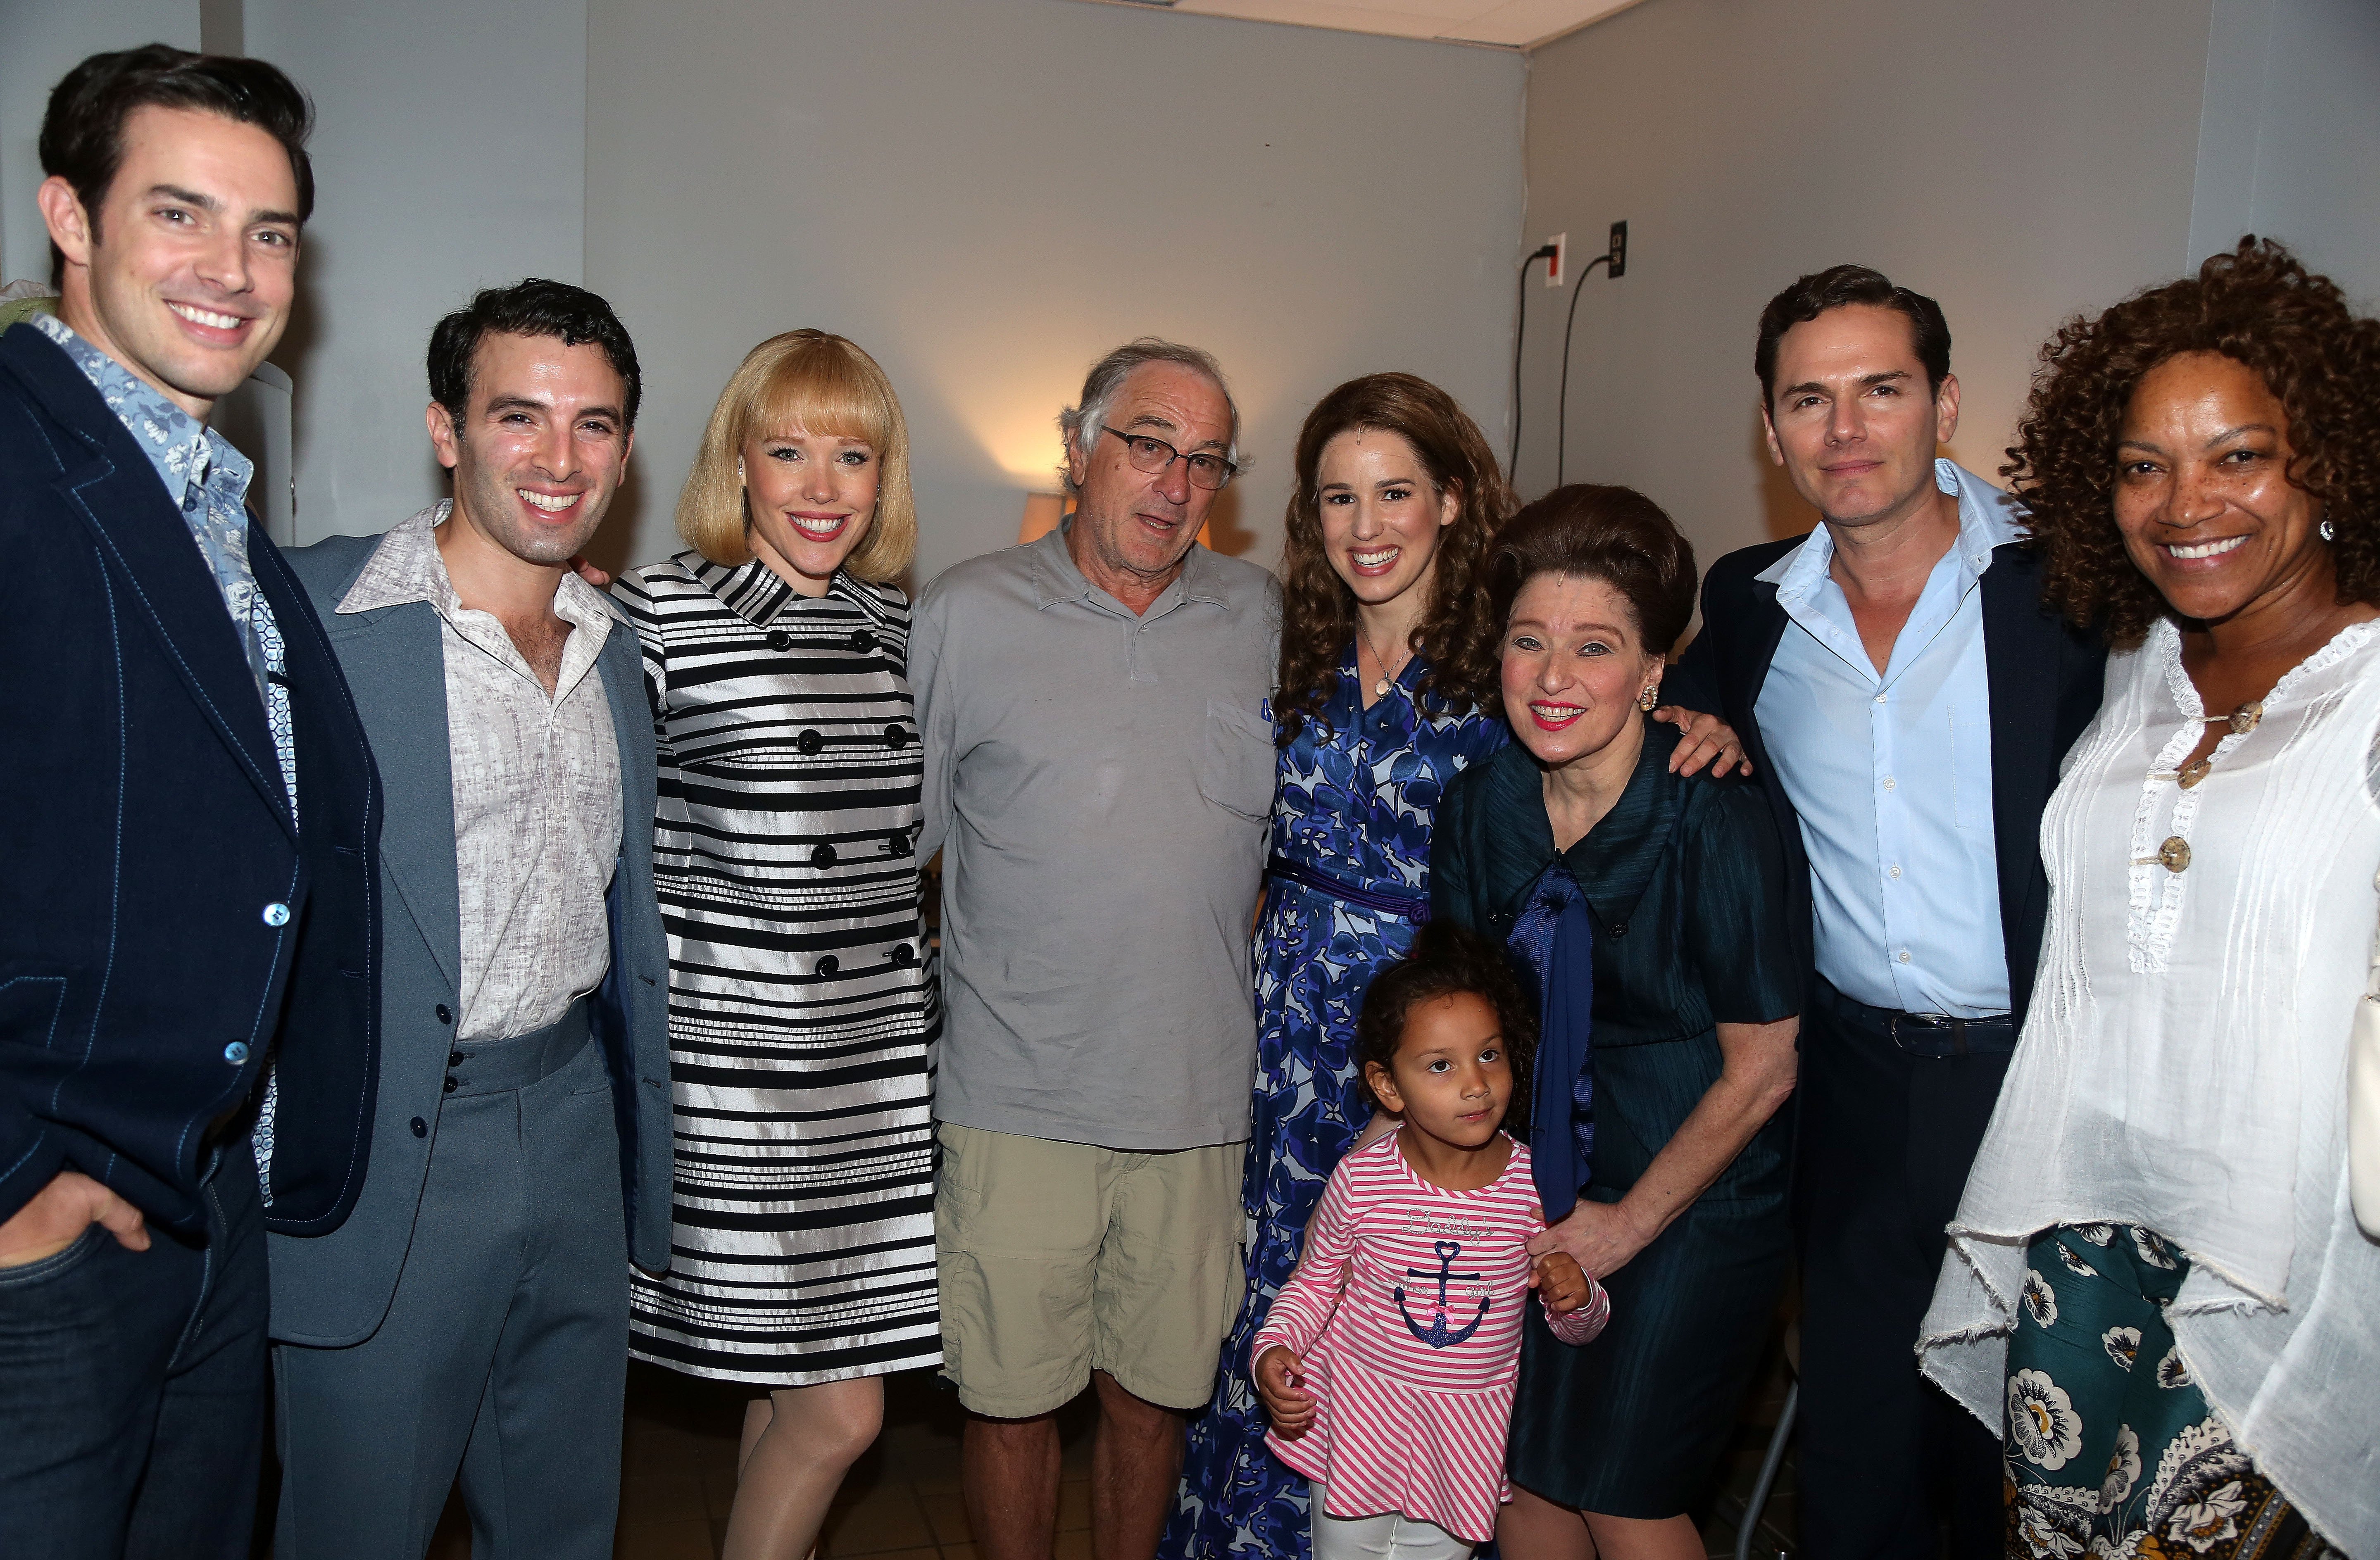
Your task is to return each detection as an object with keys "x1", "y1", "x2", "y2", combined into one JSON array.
[{"x1": 1057, "y1": 338, "x2": 1243, "y2": 495}]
